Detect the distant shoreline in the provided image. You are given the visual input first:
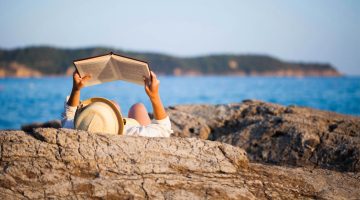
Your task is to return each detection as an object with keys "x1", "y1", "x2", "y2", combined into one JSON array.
[
  {"x1": 0, "y1": 71, "x2": 343, "y2": 79},
  {"x1": 0, "y1": 46, "x2": 341, "y2": 78}
]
